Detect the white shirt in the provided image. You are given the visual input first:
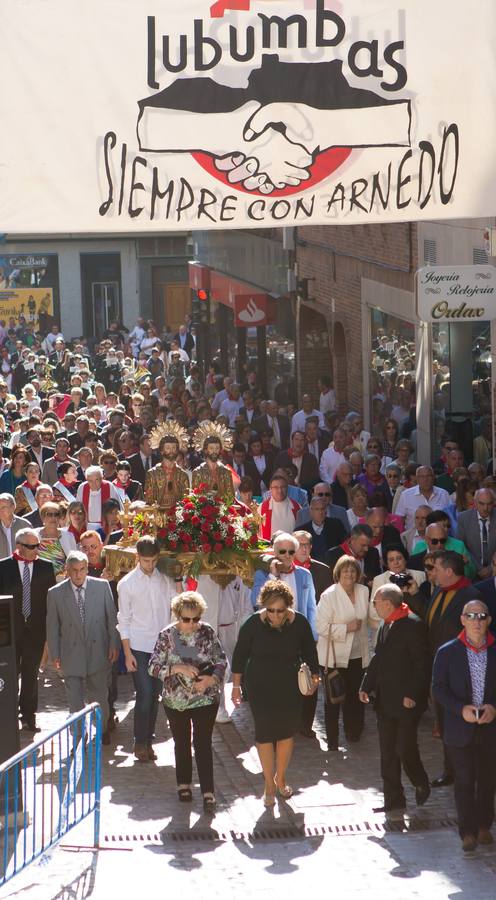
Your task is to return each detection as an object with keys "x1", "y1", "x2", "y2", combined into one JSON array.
[
  {"x1": 253, "y1": 455, "x2": 266, "y2": 474},
  {"x1": 319, "y1": 447, "x2": 345, "y2": 484},
  {"x1": 268, "y1": 498, "x2": 298, "y2": 536},
  {"x1": 266, "y1": 416, "x2": 281, "y2": 448},
  {"x1": 70, "y1": 577, "x2": 87, "y2": 604},
  {"x1": 2, "y1": 522, "x2": 13, "y2": 555},
  {"x1": 211, "y1": 388, "x2": 228, "y2": 414},
  {"x1": 291, "y1": 408, "x2": 324, "y2": 435},
  {"x1": 319, "y1": 389, "x2": 337, "y2": 415},
  {"x1": 395, "y1": 485, "x2": 451, "y2": 530},
  {"x1": 167, "y1": 348, "x2": 189, "y2": 363},
  {"x1": 307, "y1": 439, "x2": 320, "y2": 460},
  {"x1": 219, "y1": 397, "x2": 243, "y2": 426},
  {"x1": 17, "y1": 558, "x2": 33, "y2": 582},
  {"x1": 117, "y1": 566, "x2": 174, "y2": 652},
  {"x1": 269, "y1": 569, "x2": 298, "y2": 609}
]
